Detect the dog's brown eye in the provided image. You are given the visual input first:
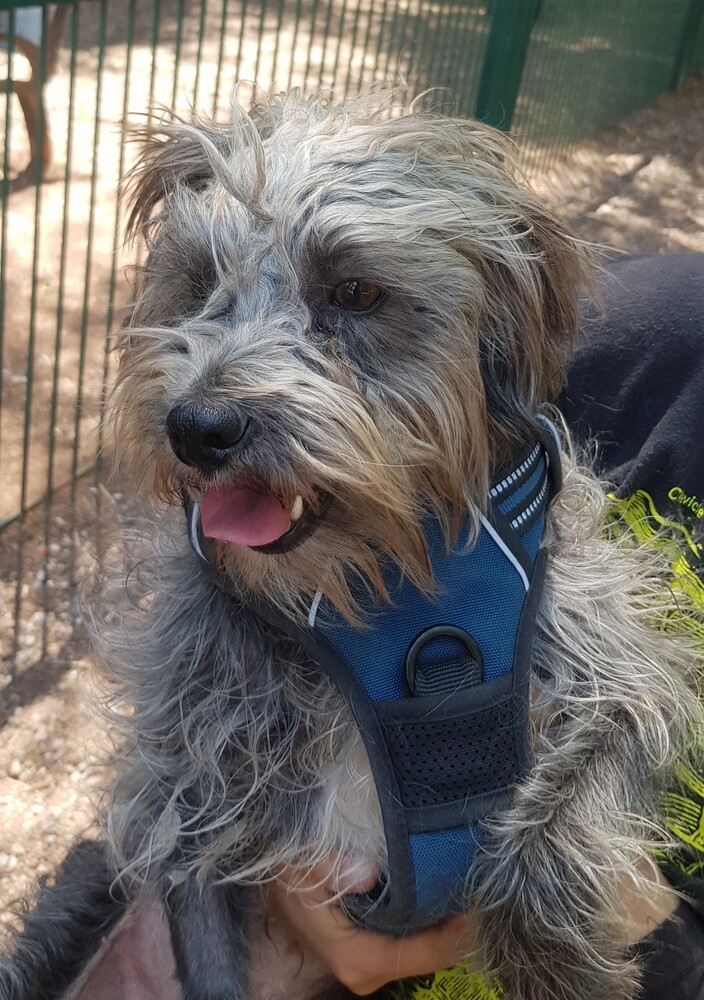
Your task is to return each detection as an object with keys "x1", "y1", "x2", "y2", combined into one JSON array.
[{"x1": 332, "y1": 279, "x2": 384, "y2": 312}]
